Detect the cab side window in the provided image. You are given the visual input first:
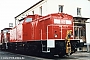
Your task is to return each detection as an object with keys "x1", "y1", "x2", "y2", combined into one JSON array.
[{"x1": 25, "y1": 18, "x2": 32, "y2": 22}]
